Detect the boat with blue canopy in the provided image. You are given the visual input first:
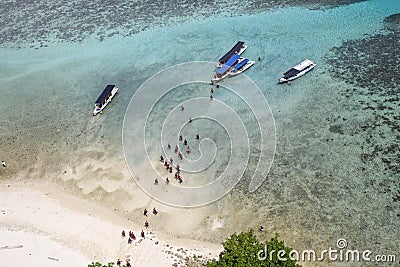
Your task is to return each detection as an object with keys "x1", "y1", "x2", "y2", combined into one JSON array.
[
  {"x1": 212, "y1": 54, "x2": 243, "y2": 82},
  {"x1": 230, "y1": 58, "x2": 255, "y2": 77}
]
